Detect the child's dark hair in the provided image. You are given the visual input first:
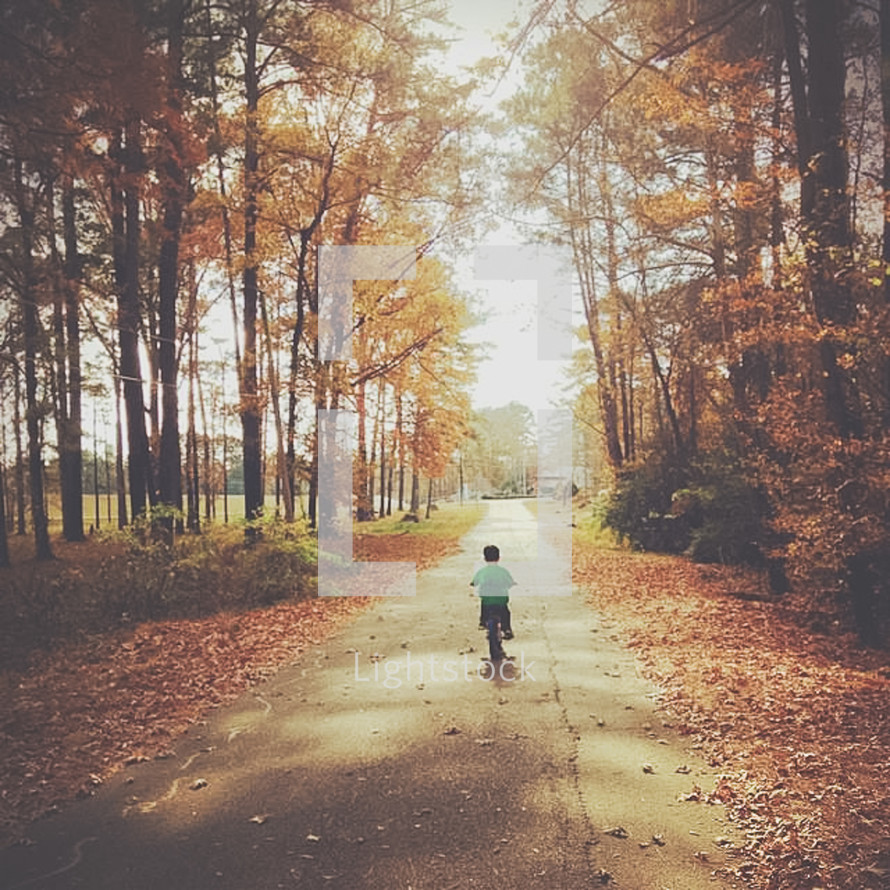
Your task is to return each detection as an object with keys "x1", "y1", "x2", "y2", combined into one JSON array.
[{"x1": 483, "y1": 544, "x2": 500, "y2": 562}]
